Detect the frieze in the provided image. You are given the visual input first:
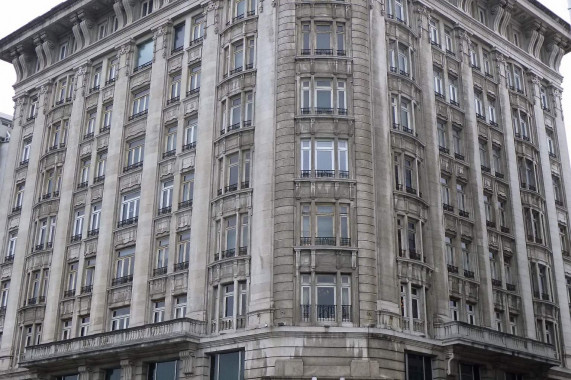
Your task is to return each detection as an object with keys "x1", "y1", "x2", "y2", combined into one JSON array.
[
  {"x1": 60, "y1": 299, "x2": 75, "y2": 316},
  {"x1": 124, "y1": 118, "x2": 146, "y2": 139},
  {"x1": 84, "y1": 240, "x2": 98, "y2": 256},
  {"x1": 67, "y1": 245, "x2": 80, "y2": 261},
  {"x1": 108, "y1": 286, "x2": 132, "y2": 306},
  {"x1": 97, "y1": 134, "x2": 109, "y2": 150},
  {"x1": 177, "y1": 210, "x2": 192, "y2": 230},
  {"x1": 103, "y1": 86, "x2": 115, "y2": 102},
  {"x1": 79, "y1": 141, "x2": 92, "y2": 157},
  {"x1": 168, "y1": 55, "x2": 183, "y2": 73},
  {"x1": 114, "y1": 227, "x2": 137, "y2": 247},
  {"x1": 155, "y1": 217, "x2": 171, "y2": 236},
  {"x1": 85, "y1": 92, "x2": 99, "y2": 109},
  {"x1": 160, "y1": 161, "x2": 175, "y2": 178},
  {"x1": 78, "y1": 295, "x2": 91, "y2": 315},
  {"x1": 26, "y1": 251, "x2": 51, "y2": 271},
  {"x1": 187, "y1": 45, "x2": 203, "y2": 63},
  {"x1": 181, "y1": 154, "x2": 196, "y2": 171},
  {"x1": 15, "y1": 167, "x2": 27, "y2": 183},
  {"x1": 120, "y1": 171, "x2": 142, "y2": 191},
  {"x1": 8, "y1": 215, "x2": 20, "y2": 231},
  {"x1": 1, "y1": 264, "x2": 12, "y2": 279},
  {"x1": 130, "y1": 69, "x2": 151, "y2": 90},
  {"x1": 74, "y1": 191, "x2": 87, "y2": 207},
  {"x1": 184, "y1": 98, "x2": 199, "y2": 115},
  {"x1": 91, "y1": 185, "x2": 104, "y2": 201},
  {"x1": 149, "y1": 277, "x2": 167, "y2": 296},
  {"x1": 20, "y1": 306, "x2": 45, "y2": 325},
  {"x1": 163, "y1": 104, "x2": 179, "y2": 123},
  {"x1": 172, "y1": 272, "x2": 188, "y2": 293}
]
